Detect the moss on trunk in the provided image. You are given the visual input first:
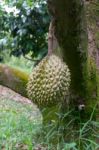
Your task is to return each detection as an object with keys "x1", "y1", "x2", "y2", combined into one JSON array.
[{"x1": 0, "y1": 64, "x2": 28, "y2": 98}]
